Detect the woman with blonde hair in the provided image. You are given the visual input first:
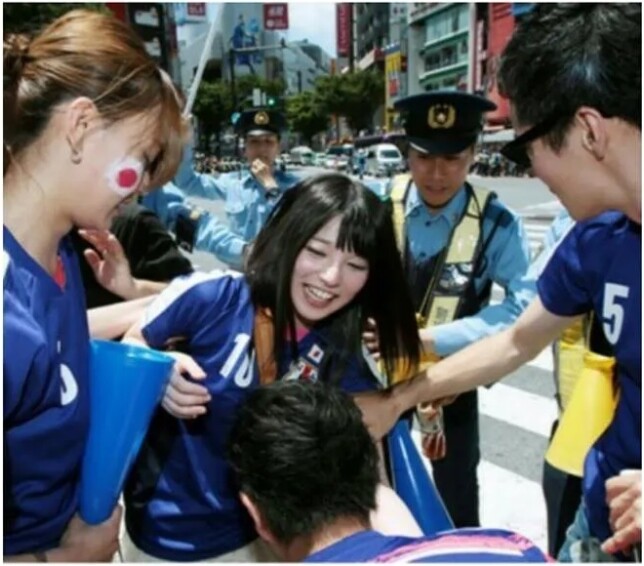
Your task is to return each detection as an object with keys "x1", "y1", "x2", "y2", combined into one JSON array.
[{"x1": 3, "y1": 9, "x2": 187, "y2": 561}]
